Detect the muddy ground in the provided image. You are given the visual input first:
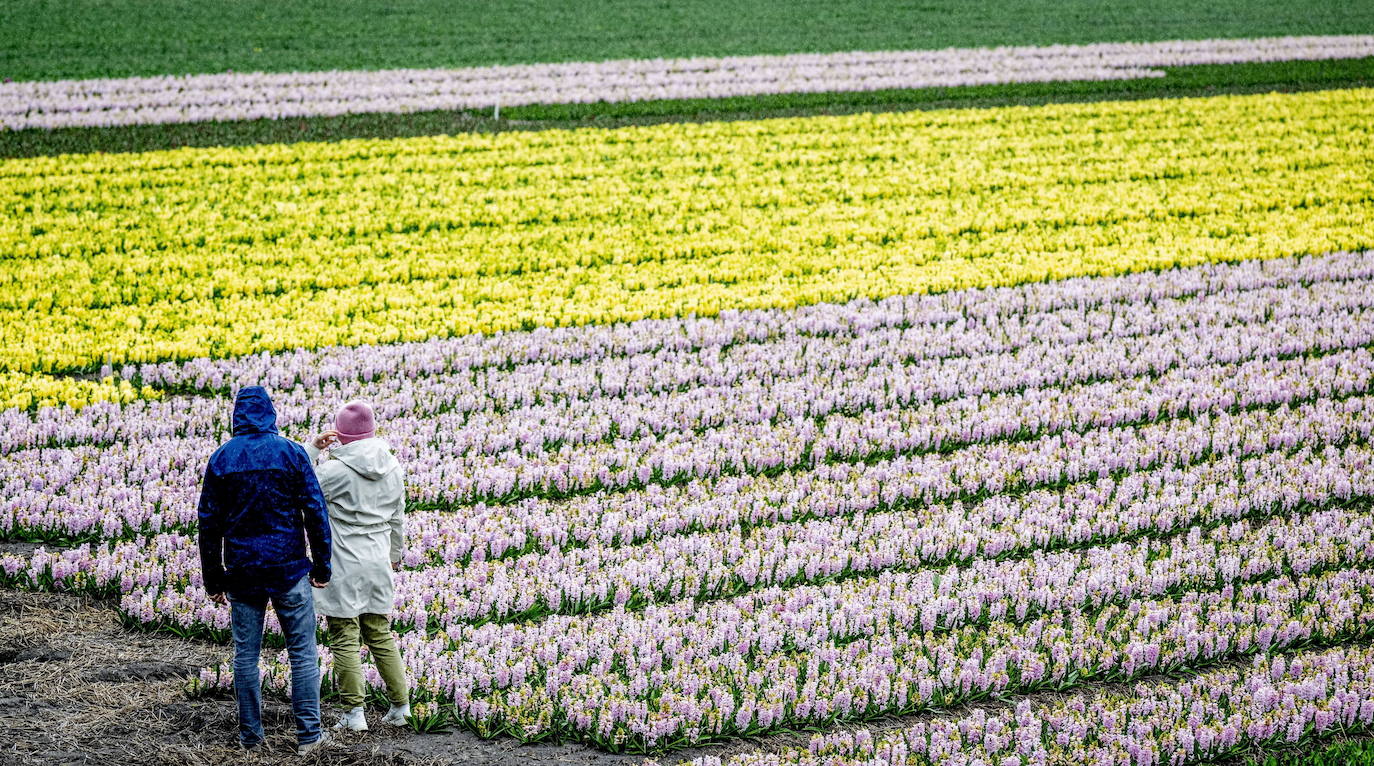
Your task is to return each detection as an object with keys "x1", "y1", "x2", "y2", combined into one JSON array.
[{"x1": 0, "y1": 588, "x2": 661, "y2": 766}]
